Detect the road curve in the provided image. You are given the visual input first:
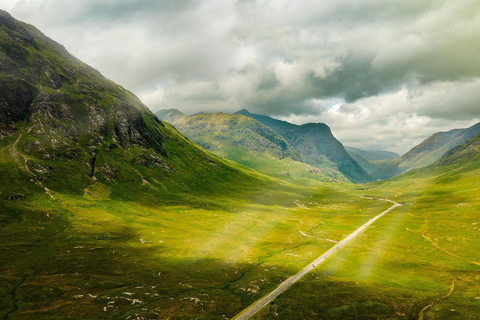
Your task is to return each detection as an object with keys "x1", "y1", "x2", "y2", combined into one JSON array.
[{"x1": 232, "y1": 198, "x2": 401, "y2": 320}]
